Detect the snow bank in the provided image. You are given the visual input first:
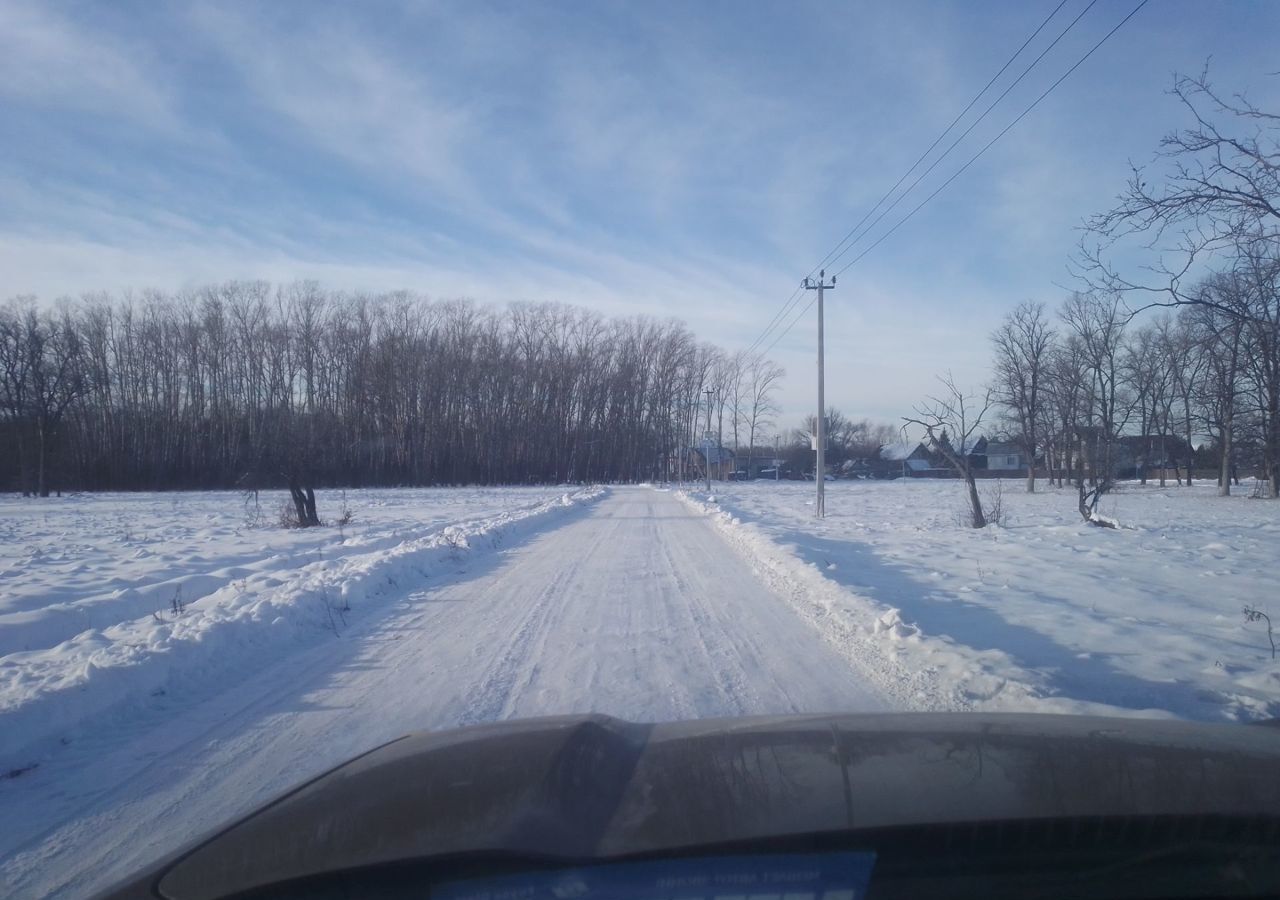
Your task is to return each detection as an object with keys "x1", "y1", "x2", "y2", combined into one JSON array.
[
  {"x1": 0, "y1": 487, "x2": 605, "y2": 769},
  {"x1": 0, "y1": 486, "x2": 576, "y2": 656},
  {"x1": 675, "y1": 481, "x2": 1280, "y2": 722}
]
